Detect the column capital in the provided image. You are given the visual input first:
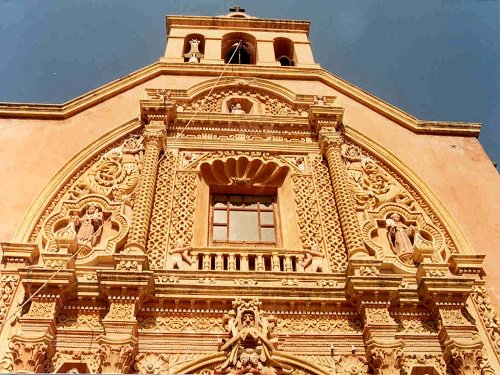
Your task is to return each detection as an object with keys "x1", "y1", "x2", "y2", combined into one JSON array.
[
  {"x1": 308, "y1": 104, "x2": 344, "y2": 134},
  {"x1": 143, "y1": 121, "x2": 166, "y2": 147}
]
